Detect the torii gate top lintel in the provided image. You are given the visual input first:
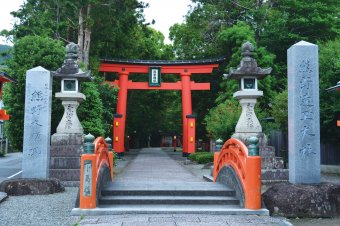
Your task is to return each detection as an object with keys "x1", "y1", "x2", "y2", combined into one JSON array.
[{"x1": 99, "y1": 57, "x2": 225, "y2": 75}]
